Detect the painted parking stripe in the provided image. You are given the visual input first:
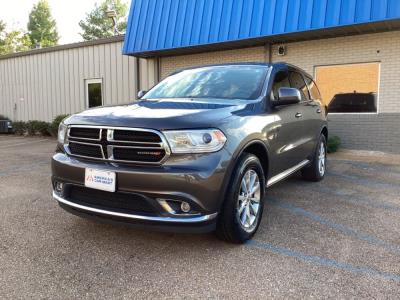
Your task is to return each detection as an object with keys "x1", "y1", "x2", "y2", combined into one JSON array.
[
  {"x1": 0, "y1": 139, "x2": 50, "y2": 149},
  {"x1": 293, "y1": 184, "x2": 400, "y2": 213},
  {"x1": 327, "y1": 171, "x2": 400, "y2": 192},
  {"x1": 329, "y1": 159, "x2": 400, "y2": 173},
  {"x1": 270, "y1": 197, "x2": 400, "y2": 255},
  {"x1": 247, "y1": 240, "x2": 400, "y2": 282},
  {"x1": 0, "y1": 161, "x2": 49, "y2": 177}
]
